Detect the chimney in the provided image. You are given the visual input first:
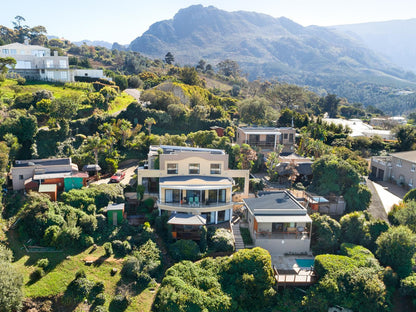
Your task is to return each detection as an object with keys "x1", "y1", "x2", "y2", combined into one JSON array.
[
  {"x1": 53, "y1": 51, "x2": 58, "y2": 57},
  {"x1": 24, "y1": 39, "x2": 29, "y2": 45}
]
